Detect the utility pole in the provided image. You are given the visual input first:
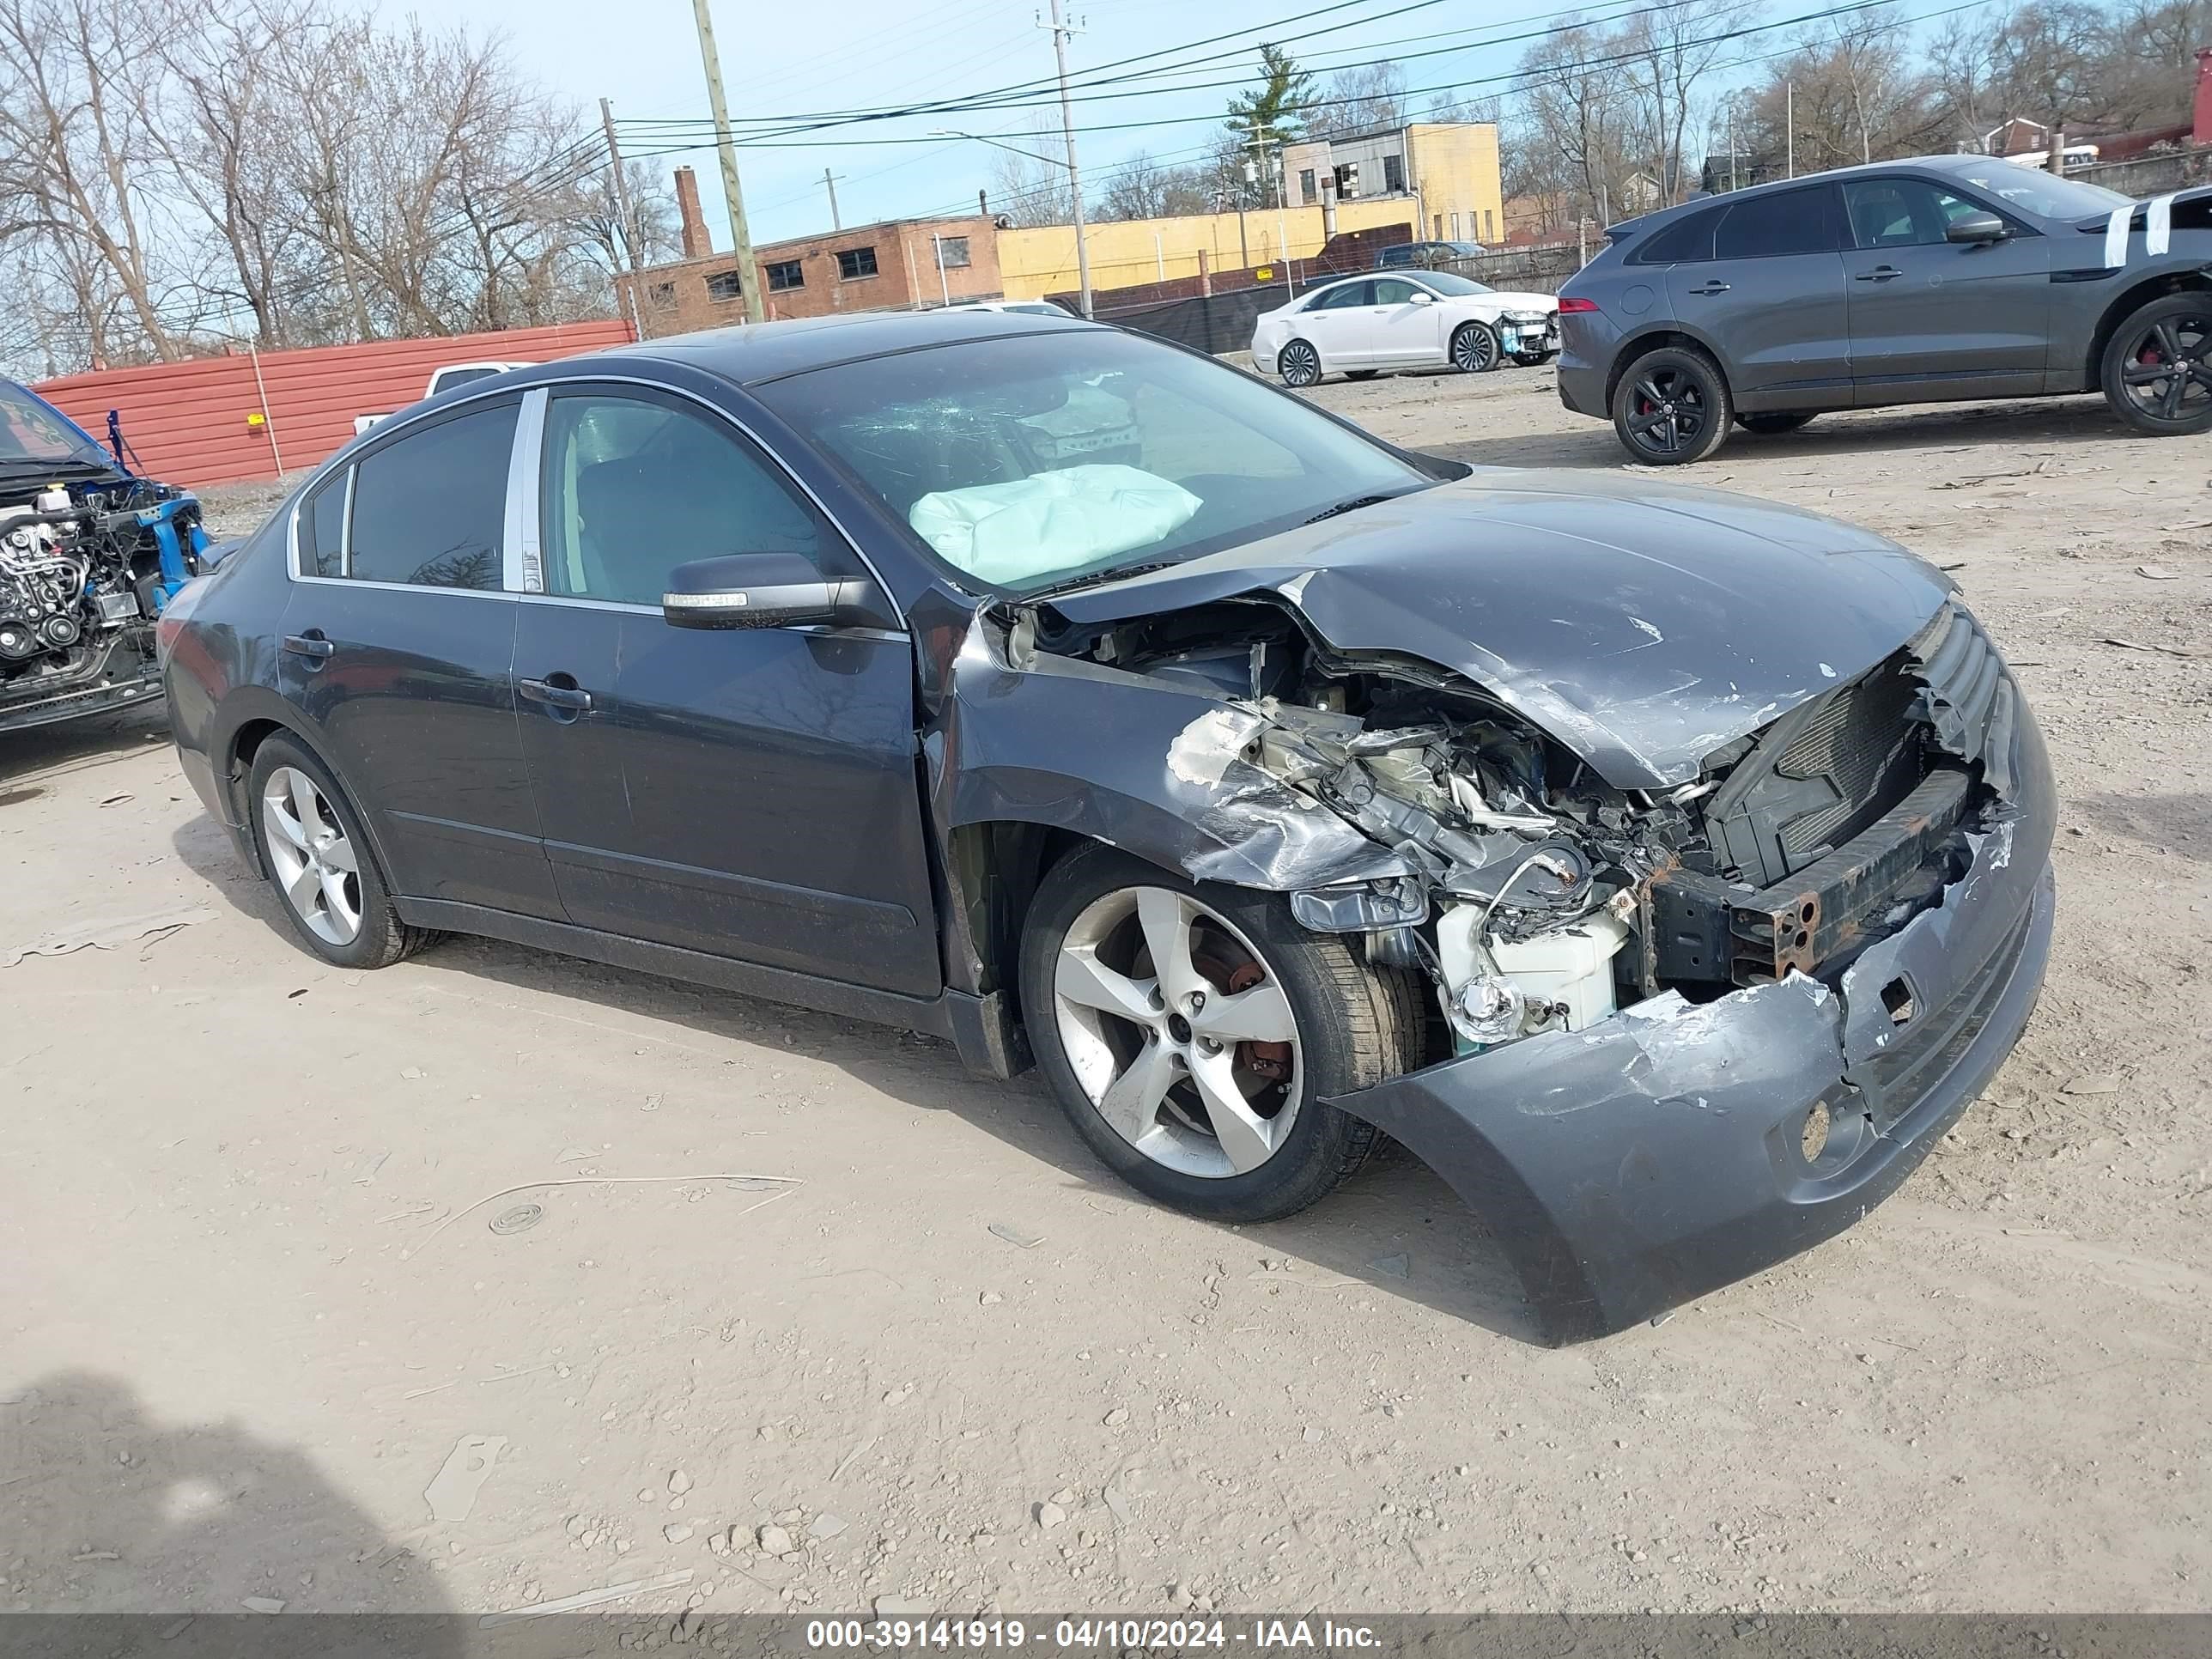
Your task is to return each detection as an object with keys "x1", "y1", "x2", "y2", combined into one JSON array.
[
  {"x1": 823, "y1": 167, "x2": 844, "y2": 231},
  {"x1": 689, "y1": 0, "x2": 763, "y2": 324},
  {"x1": 600, "y1": 97, "x2": 644, "y2": 336},
  {"x1": 1040, "y1": 0, "x2": 1092, "y2": 319}
]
